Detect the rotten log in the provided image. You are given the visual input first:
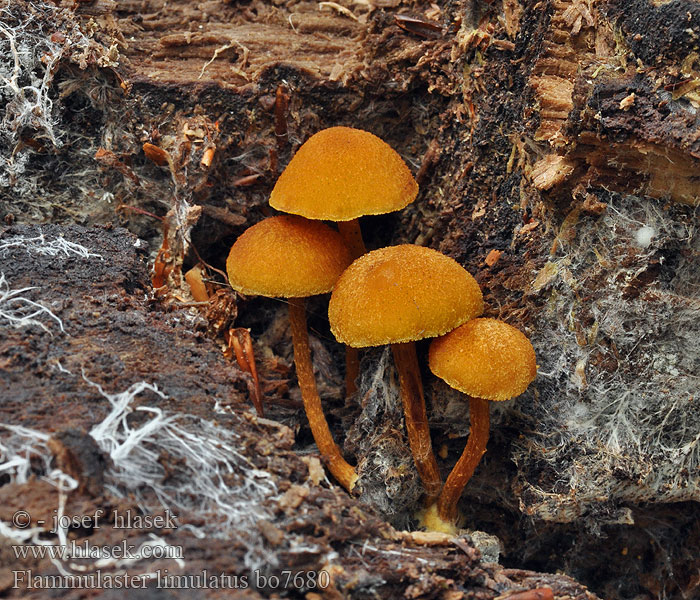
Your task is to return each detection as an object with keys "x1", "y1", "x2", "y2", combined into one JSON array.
[
  {"x1": 0, "y1": 223, "x2": 594, "y2": 599},
  {"x1": 1, "y1": 0, "x2": 700, "y2": 598}
]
